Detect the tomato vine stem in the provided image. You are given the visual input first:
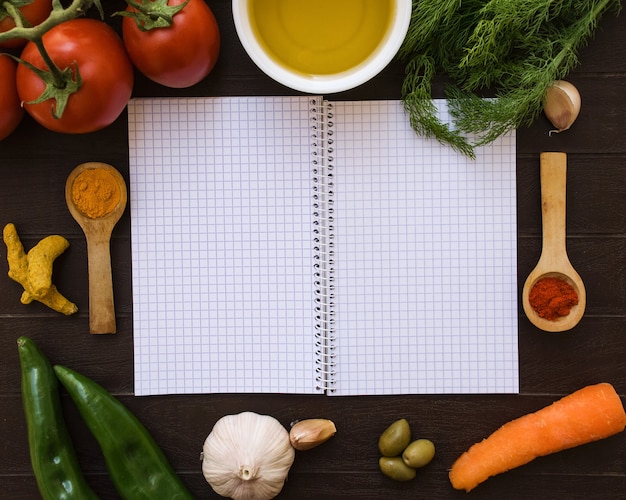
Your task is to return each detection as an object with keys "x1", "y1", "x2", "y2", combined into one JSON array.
[
  {"x1": 0, "y1": 0, "x2": 102, "y2": 44},
  {"x1": 1, "y1": 1, "x2": 28, "y2": 29},
  {"x1": 31, "y1": 37, "x2": 65, "y2": 88}
]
